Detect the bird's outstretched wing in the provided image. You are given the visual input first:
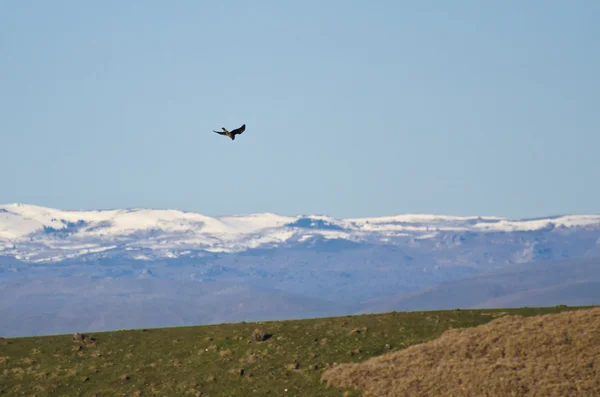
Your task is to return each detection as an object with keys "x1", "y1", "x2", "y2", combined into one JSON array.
[
  {"x1": 213, "y1": 130, "x2": 227, "y2": 136},
  {"x1": 230, "y1": 124, "x2": 246, "y2": 136}
]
